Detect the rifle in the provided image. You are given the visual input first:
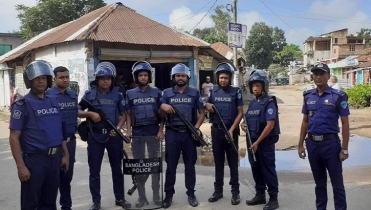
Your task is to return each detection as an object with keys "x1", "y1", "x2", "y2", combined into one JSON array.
[
  {"x1": 79, "y1": 98, "x2": 129, "y2": 144},
  {"x1": 211, "y1": 105, "x2": 238, "y2": 153},
  {"x1": 242, "y1": 115, "x2": 257, "y2": 163},
  {"x1": 170, "y1": 106, "x2": 209, "y2": 147},
  {"x1": 123, "y1": 150, "x2": 149, "y2": 206}
]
